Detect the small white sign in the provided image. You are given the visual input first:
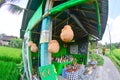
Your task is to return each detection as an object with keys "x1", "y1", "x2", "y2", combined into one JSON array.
[{"x1": 40, "y1": 30, "x2": 50, "y2": 43}]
